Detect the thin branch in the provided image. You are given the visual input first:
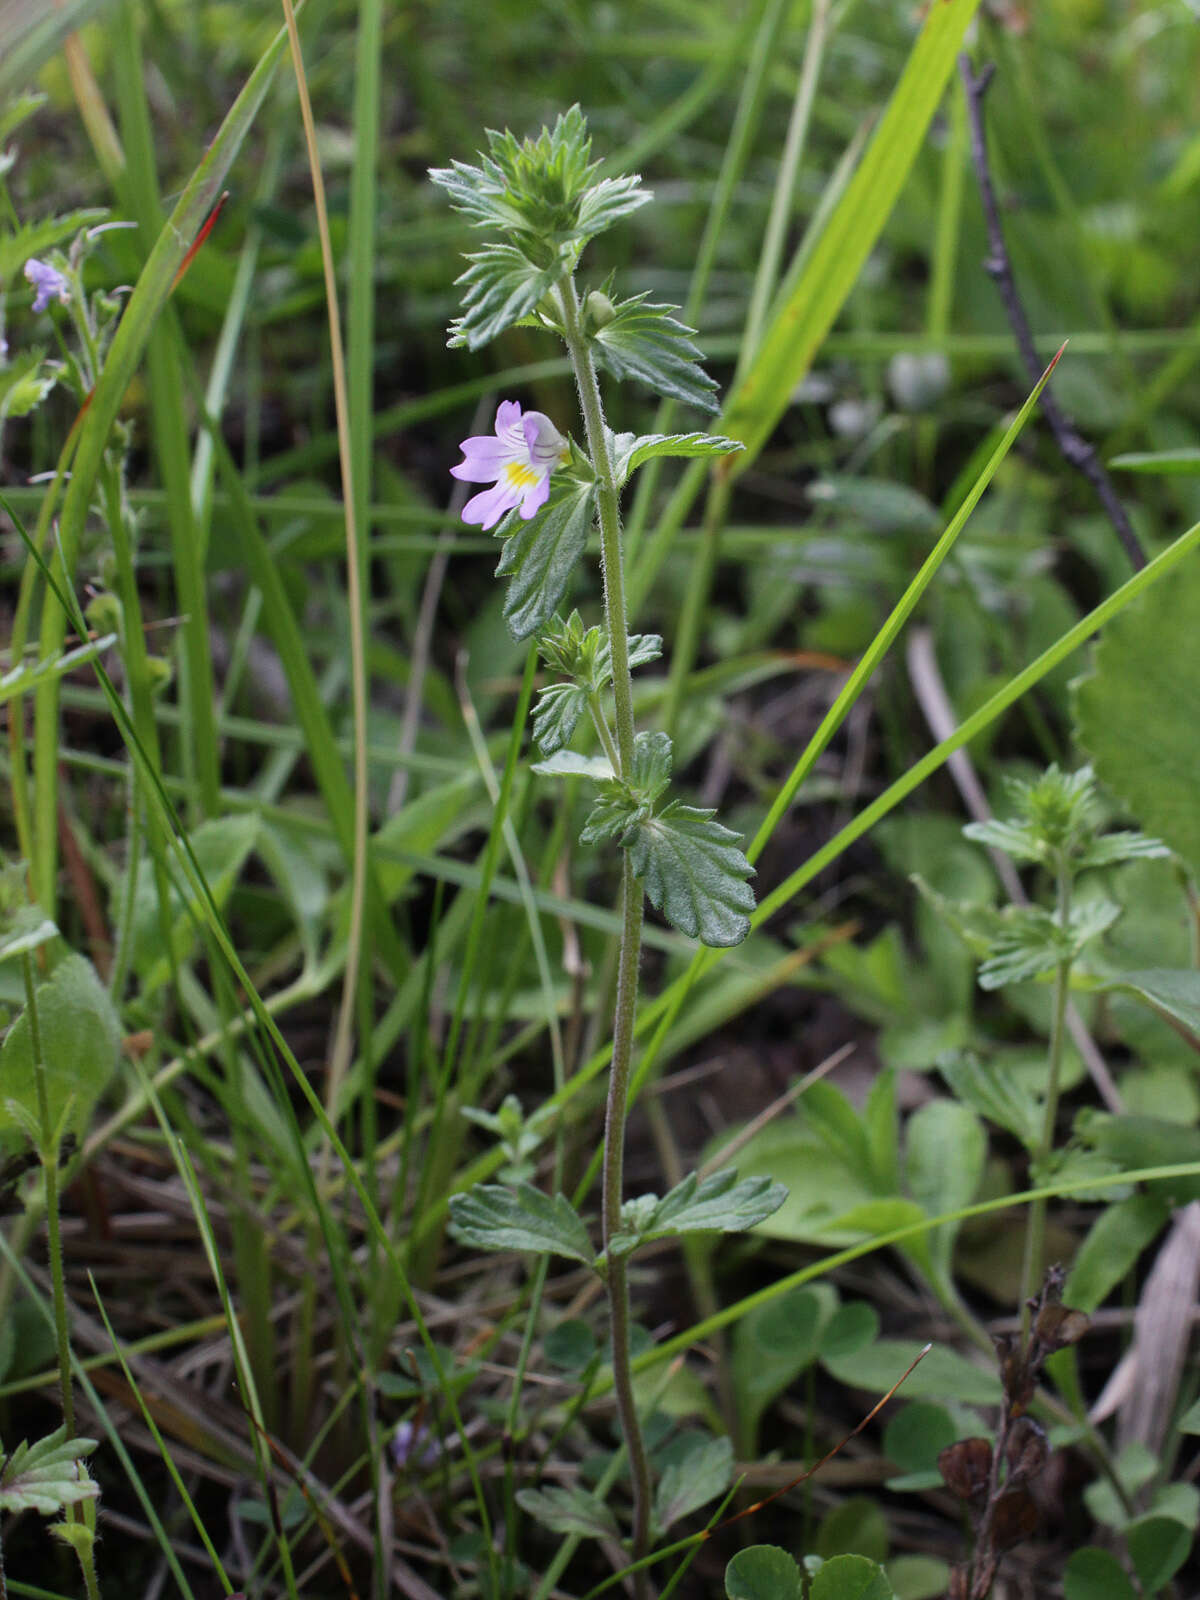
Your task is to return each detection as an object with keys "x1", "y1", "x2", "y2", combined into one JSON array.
[{"x1": 958, "y1": 55, "x2": 1147, "y2": 572}]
